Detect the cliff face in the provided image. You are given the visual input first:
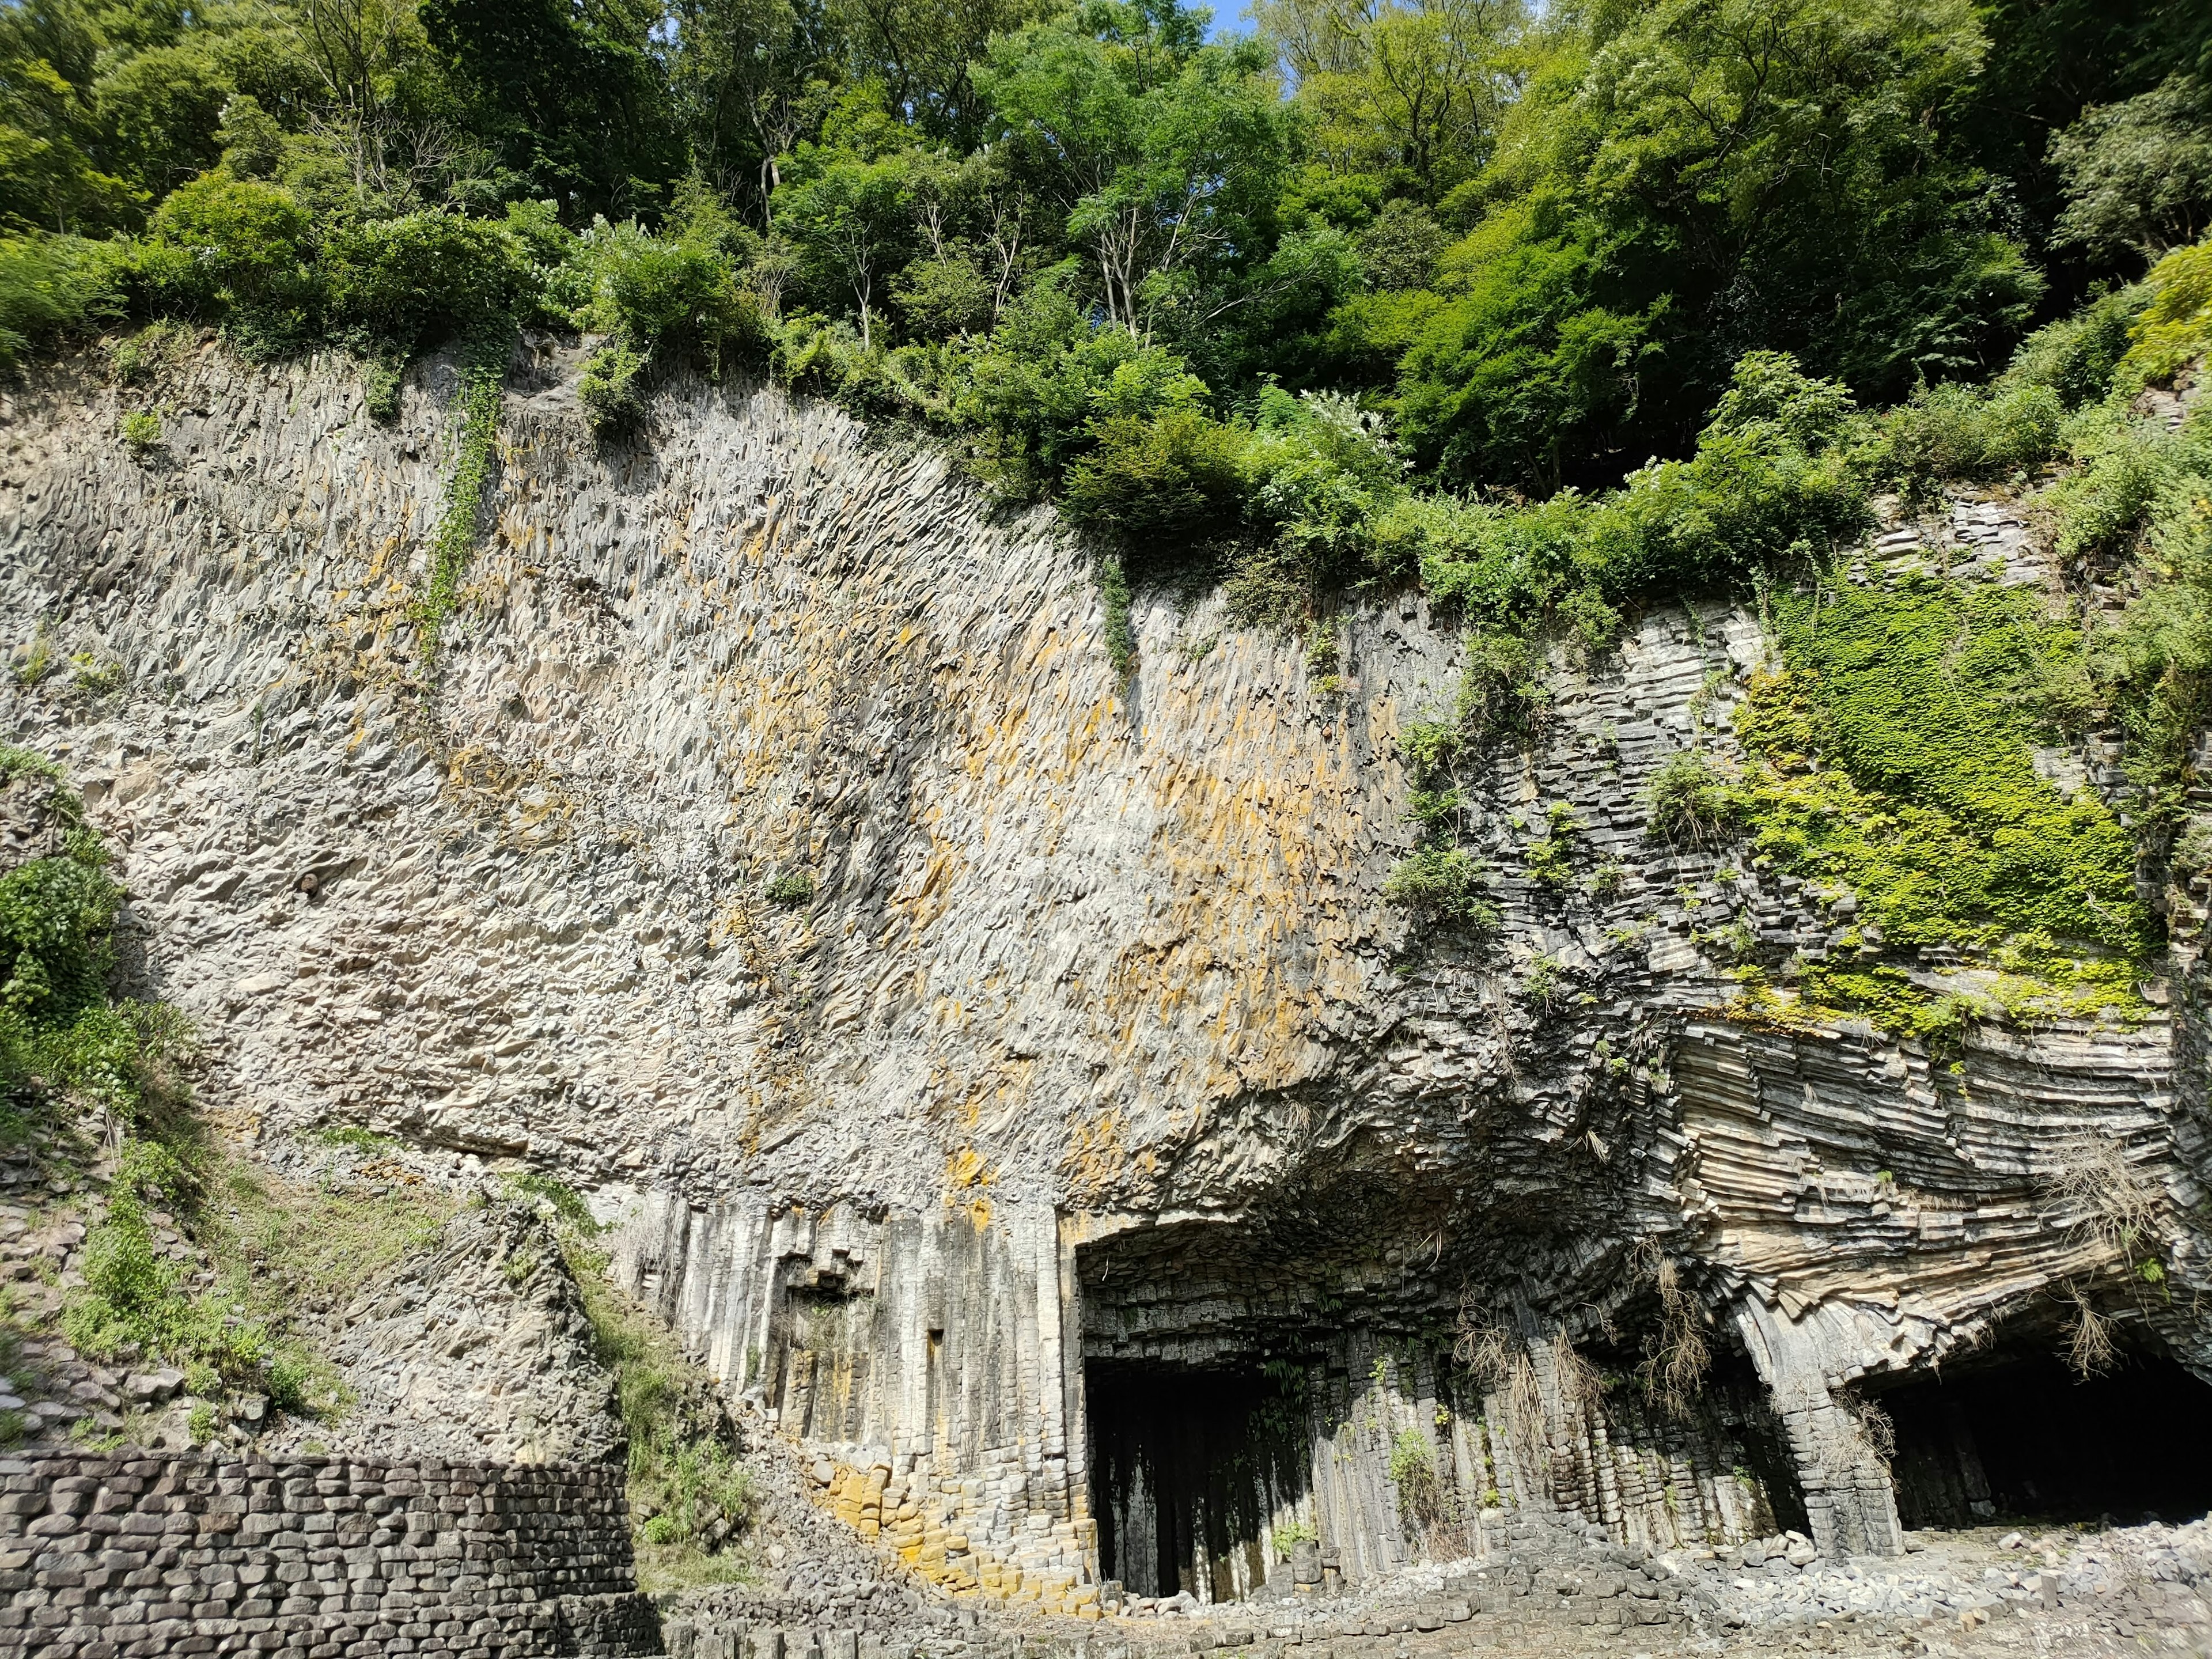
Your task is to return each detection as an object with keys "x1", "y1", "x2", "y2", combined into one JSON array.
[{"x1": 3, "y1": 341, "x2": 2205, "y2": 1600}]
